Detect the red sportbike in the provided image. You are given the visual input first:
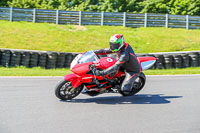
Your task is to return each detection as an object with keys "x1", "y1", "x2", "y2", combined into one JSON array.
[{"x1": 55, "y1": 50, "x2": 156, "y2": 100}]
